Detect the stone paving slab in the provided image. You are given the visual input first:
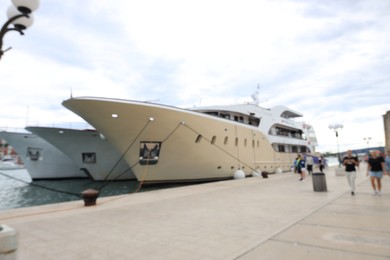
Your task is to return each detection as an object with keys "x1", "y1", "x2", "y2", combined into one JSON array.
[
  {"x1": 238, "y1": 240, "x2": 389, "y2": 260},
  {"x1": 0, "y1": 166, "x2": 389, "y2": 259}
]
